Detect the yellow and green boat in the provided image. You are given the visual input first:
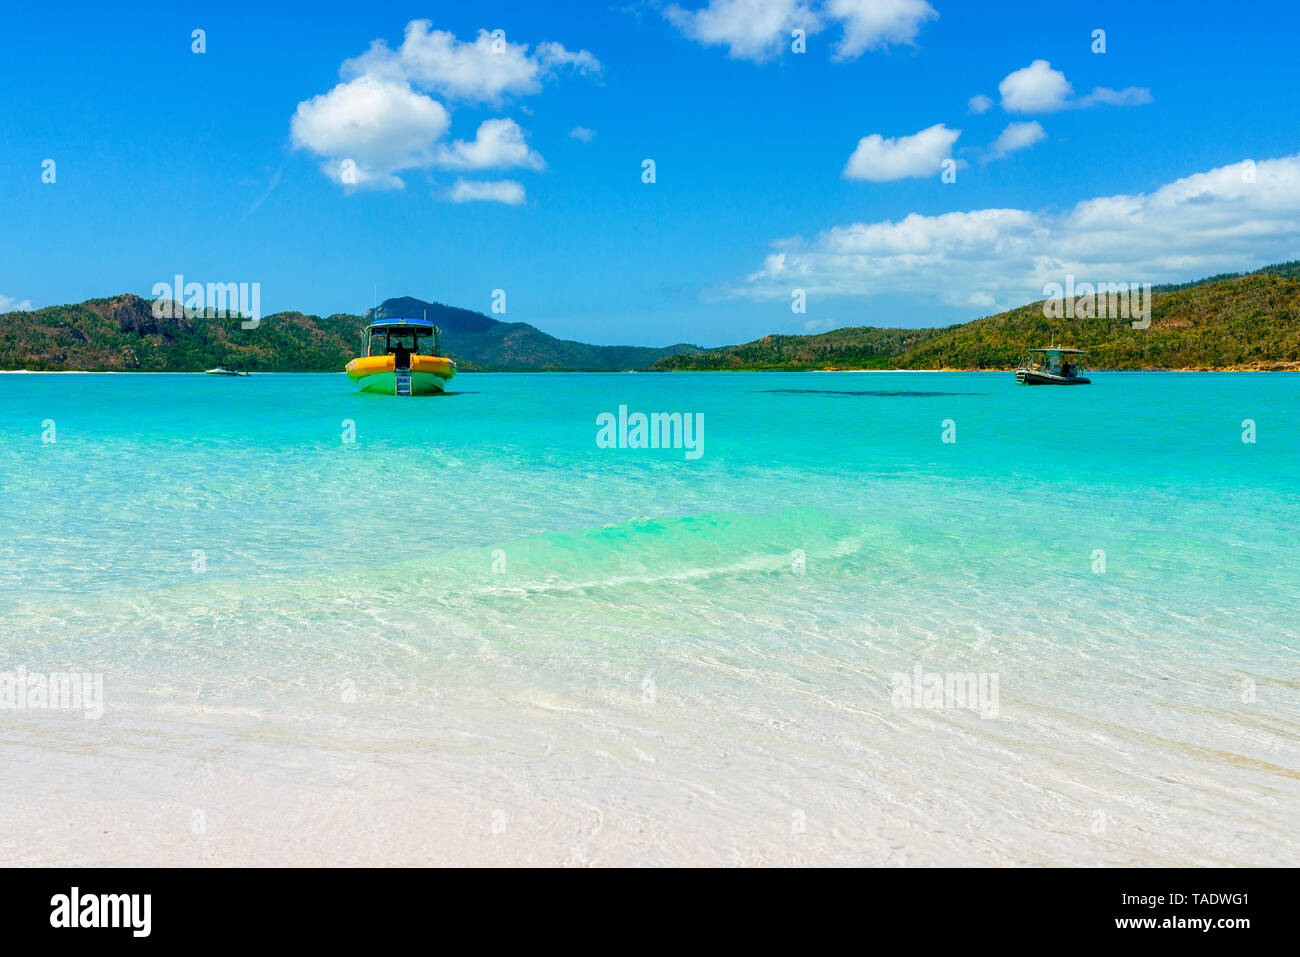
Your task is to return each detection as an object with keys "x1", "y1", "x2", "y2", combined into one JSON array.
[{"x1": 345, "y1": 319, "x2": 456, "y2": 395}]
